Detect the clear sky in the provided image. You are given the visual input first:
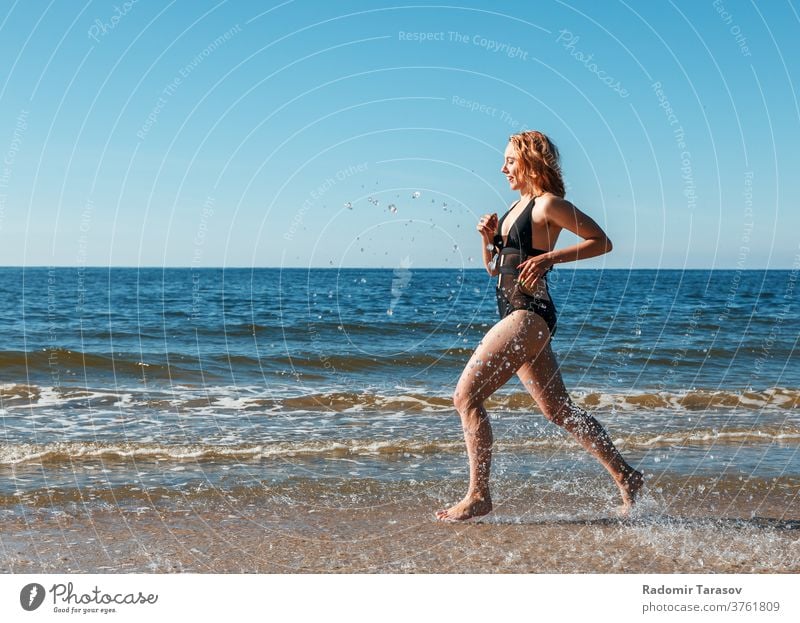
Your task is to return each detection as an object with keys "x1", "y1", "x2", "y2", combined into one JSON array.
[{"x1": 0, "y1": 0, "x2": 798, "y2": 269}]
